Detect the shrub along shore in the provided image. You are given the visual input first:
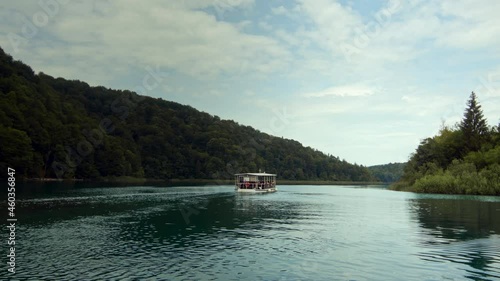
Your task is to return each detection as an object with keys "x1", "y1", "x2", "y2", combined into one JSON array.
[{"x1": 391, "y1": 92, "x2": 500, "y2": 195}]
